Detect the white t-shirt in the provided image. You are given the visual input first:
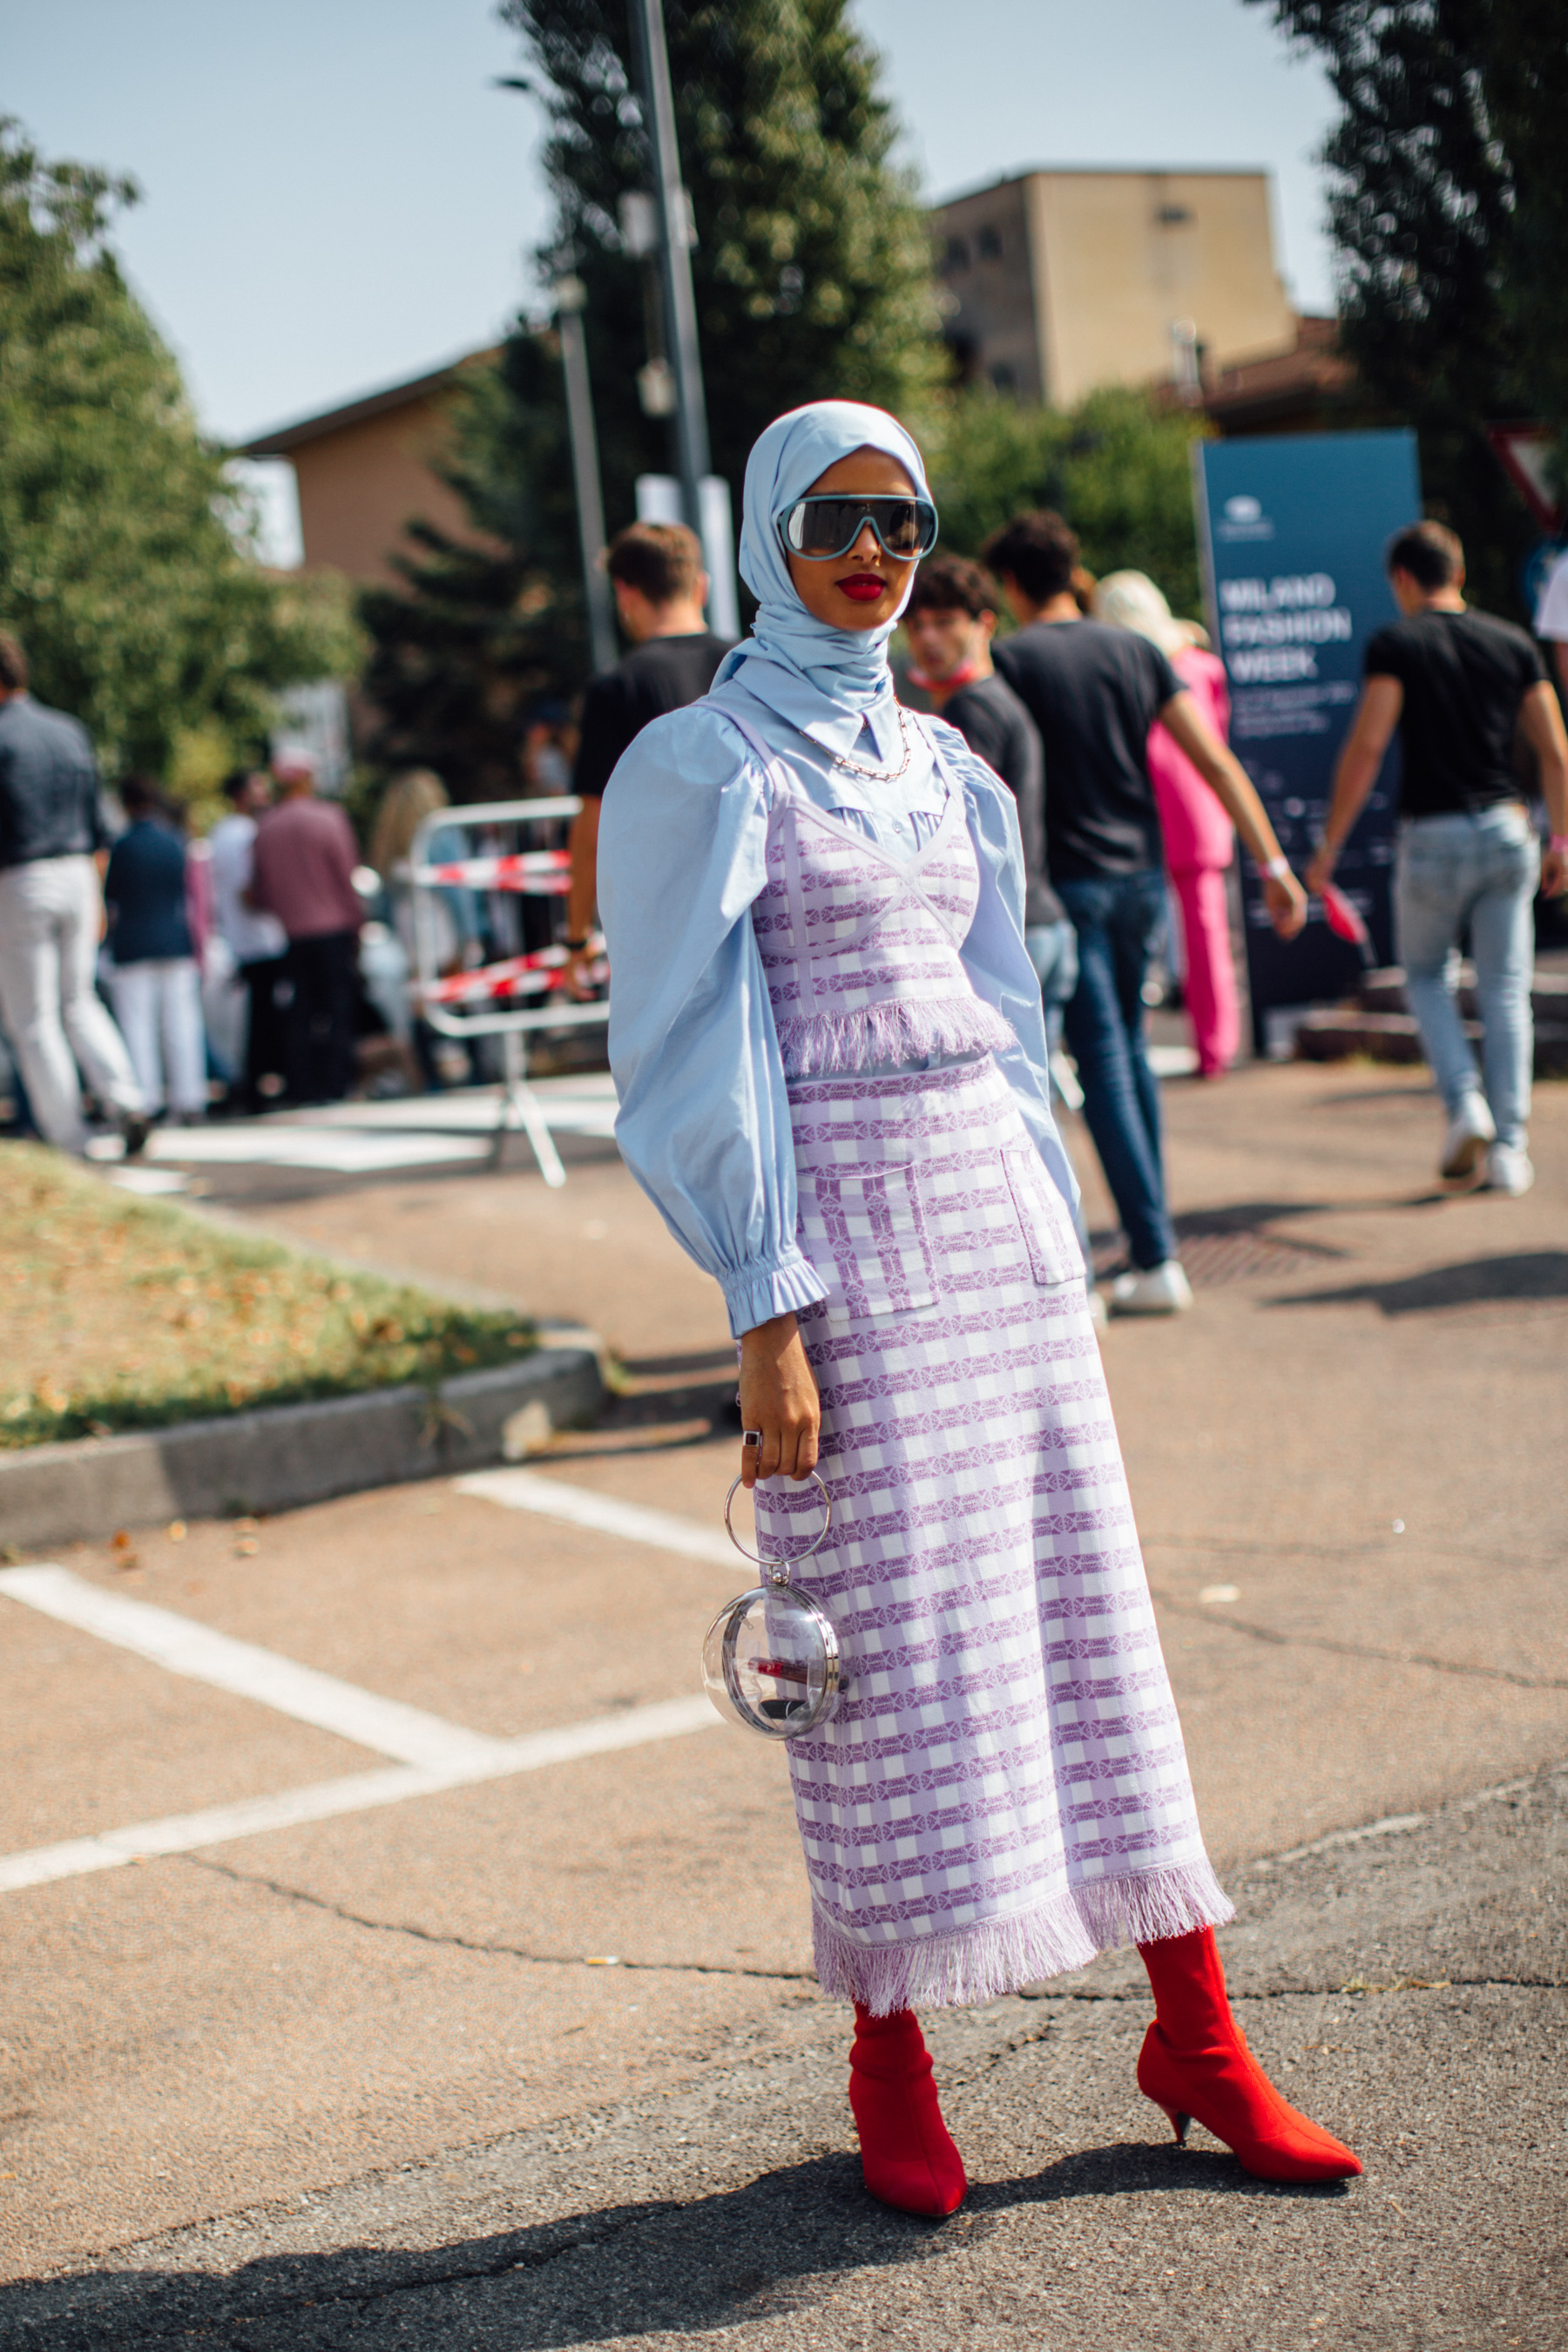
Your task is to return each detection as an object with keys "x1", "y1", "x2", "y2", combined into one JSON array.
[
  {"x1": 209, "y1": 813, "x2": 287, "y2": 963},
  {"x1": 1534, "y1": 548, "x2": 1568, "y2": 642}
]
